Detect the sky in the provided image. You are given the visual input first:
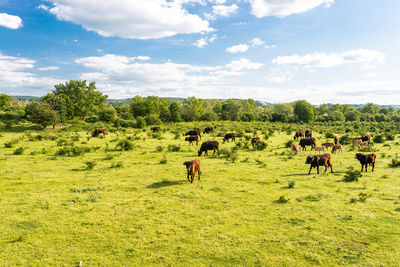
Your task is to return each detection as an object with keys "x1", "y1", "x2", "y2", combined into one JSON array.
[{"x1": 0, "y1": 0, "x2": 400, "y2": 104}]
